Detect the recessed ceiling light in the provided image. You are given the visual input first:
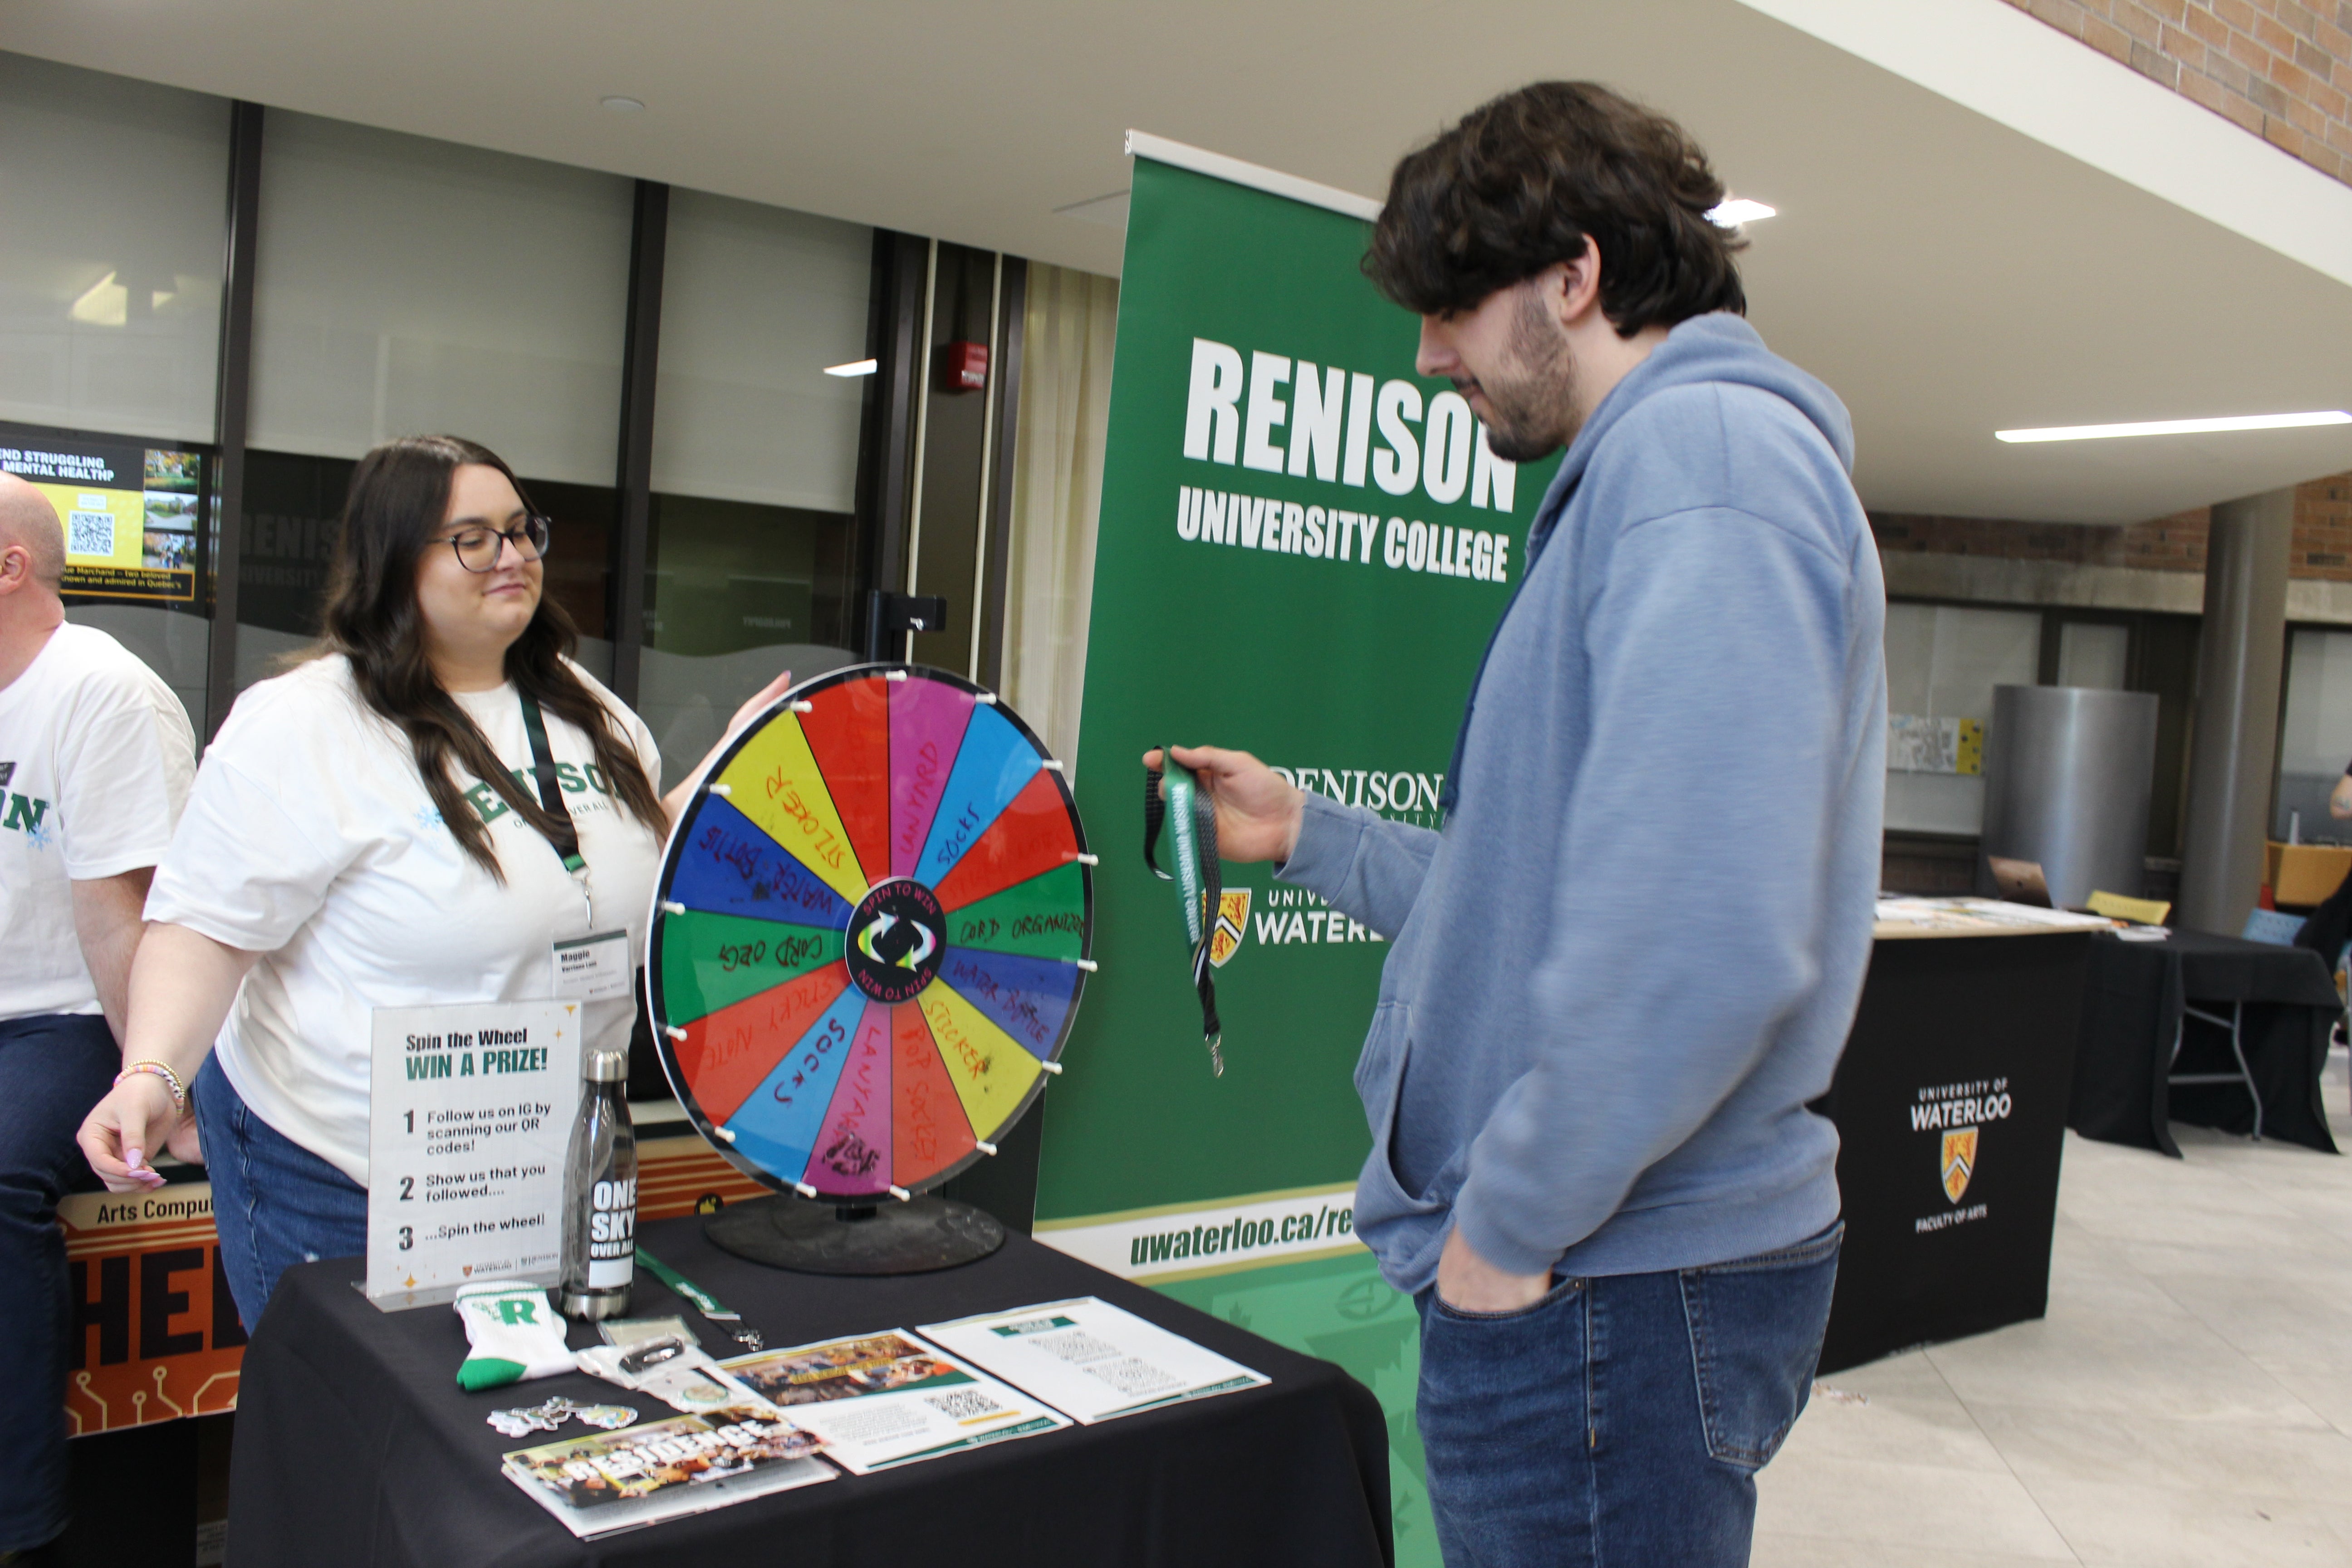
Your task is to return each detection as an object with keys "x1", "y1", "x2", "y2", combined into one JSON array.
[
  {"x1": 824, "y1": 359, "x2": 878, "y2": 377},
  {"x1": 1708, "y1": 198, "x2": 1776, "y2": 227},
  {"x1": 1995, "y1": 410, "x2": 2352, "y2": 443},
  {"x1": 600, "y1": 96, "x2": 645, "y2": 113}
]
